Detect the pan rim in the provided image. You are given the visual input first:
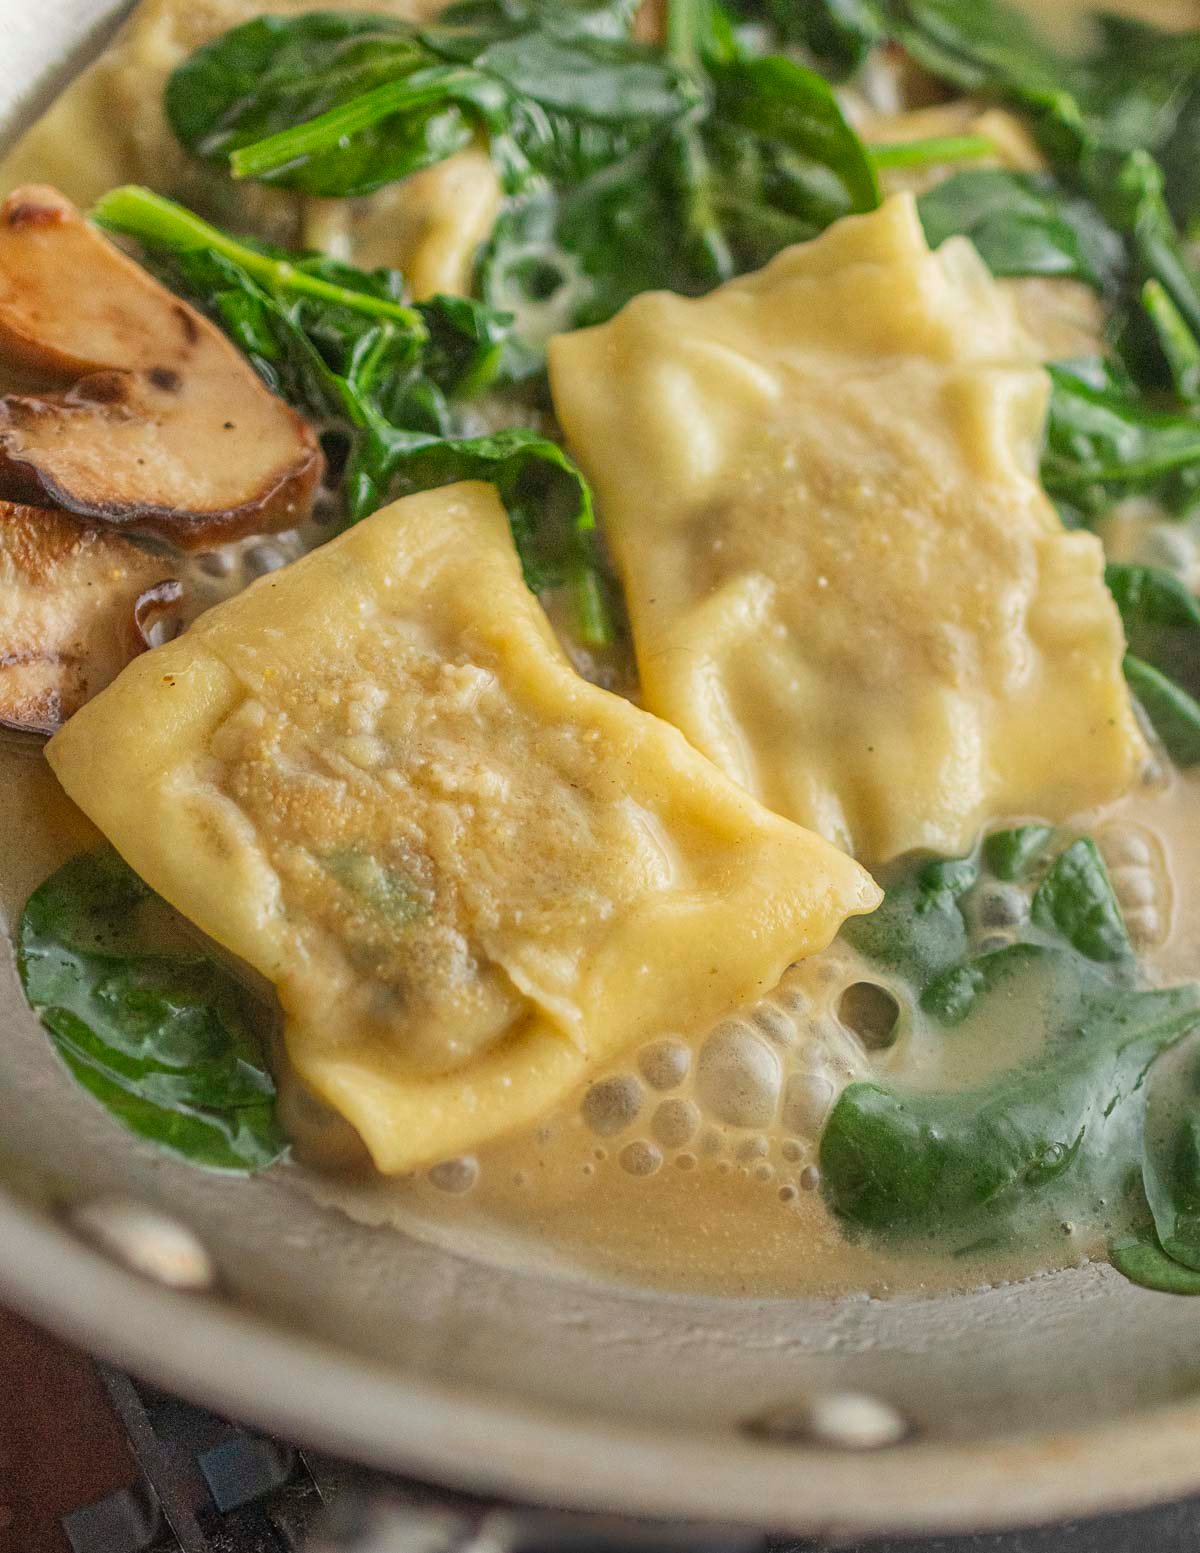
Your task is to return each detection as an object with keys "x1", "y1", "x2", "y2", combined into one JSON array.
[{"x1": 3, "y1": 1184, "x2": 1200, "y2": 1538}]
